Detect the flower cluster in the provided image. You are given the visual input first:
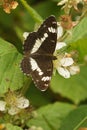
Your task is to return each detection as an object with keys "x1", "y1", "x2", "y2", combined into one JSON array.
[
  {"x1": 1, "y1": 0, "x2": 18, "y2": 14},
  {"x1": 54, "y1": 24, "x2": 80, "y2": 78},
  {"x1": 57, "y1": 0, "x2": 83, "y2": 10},
  {"x1": 0, "y1": 92, "x2": 29, "y2": 115}
]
